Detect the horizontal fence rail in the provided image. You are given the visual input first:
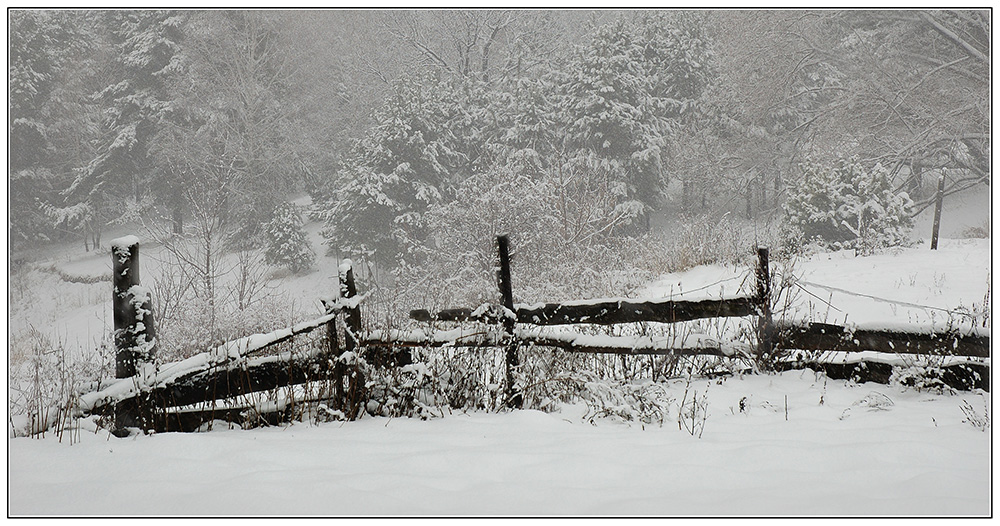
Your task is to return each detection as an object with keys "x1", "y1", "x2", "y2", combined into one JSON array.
[
  {"x1": 98, "y1": 348, "x2": 334, "y2": 432},
  {"x1": 410, "y1": 296, "x2": 759, "y2": 326},
  {"x1": 776, "y1": 321, "x2": 990, "y2": 358}
]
